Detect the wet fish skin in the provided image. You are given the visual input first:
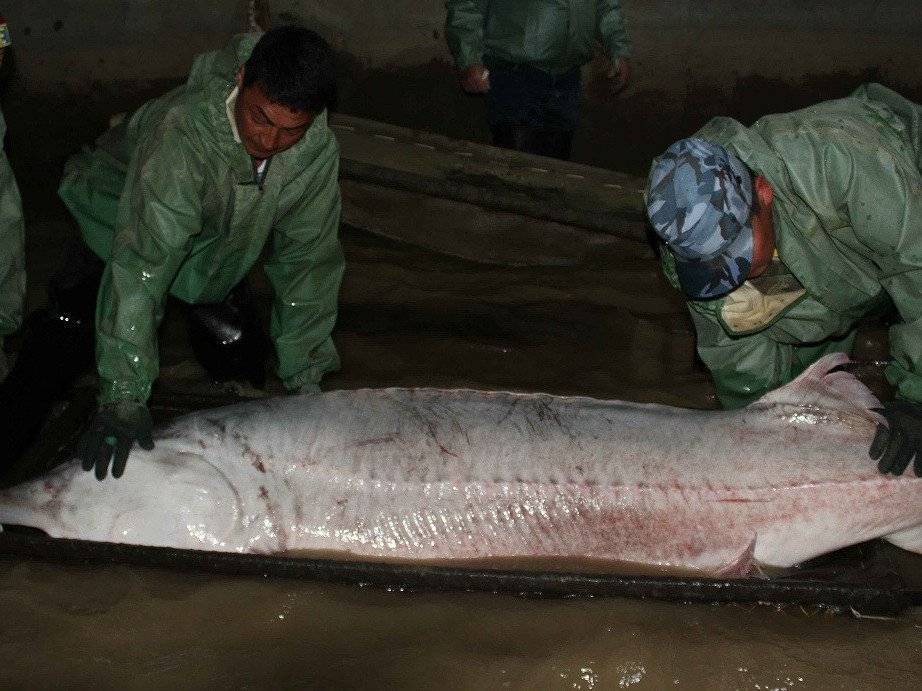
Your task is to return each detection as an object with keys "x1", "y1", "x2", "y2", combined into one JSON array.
[{"x1": 0, "y1": 353, "x2": 920, "y2": 575}]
